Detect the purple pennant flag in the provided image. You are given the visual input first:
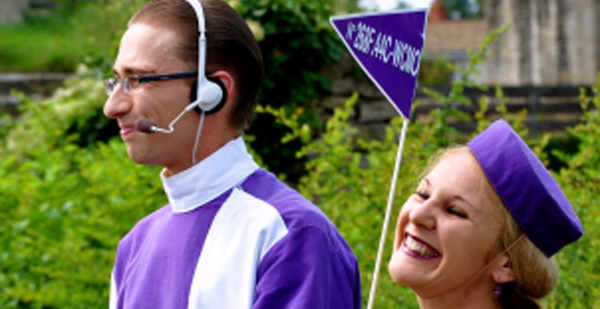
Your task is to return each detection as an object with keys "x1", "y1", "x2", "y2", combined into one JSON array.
[{"x1": 330, "y1": 9, "x2": 429, "y2": 119}]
